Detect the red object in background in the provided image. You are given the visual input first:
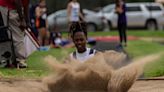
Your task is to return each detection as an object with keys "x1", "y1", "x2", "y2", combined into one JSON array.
[
  {"x1": 0, "y1": 0, "x2": 29, "y2": 10},
  {"x1": 35, "y1": 18, "x2": 40, "y2": 28},
  {"x1": 22, "y1": 0, "x2": 29, "y2": 8},
  {"x1": 0, "y1": 0, "x2": 16, "y2": 9},
  {"x1": 94, "y1": 36, "x2": 138, "y2": 42}
]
